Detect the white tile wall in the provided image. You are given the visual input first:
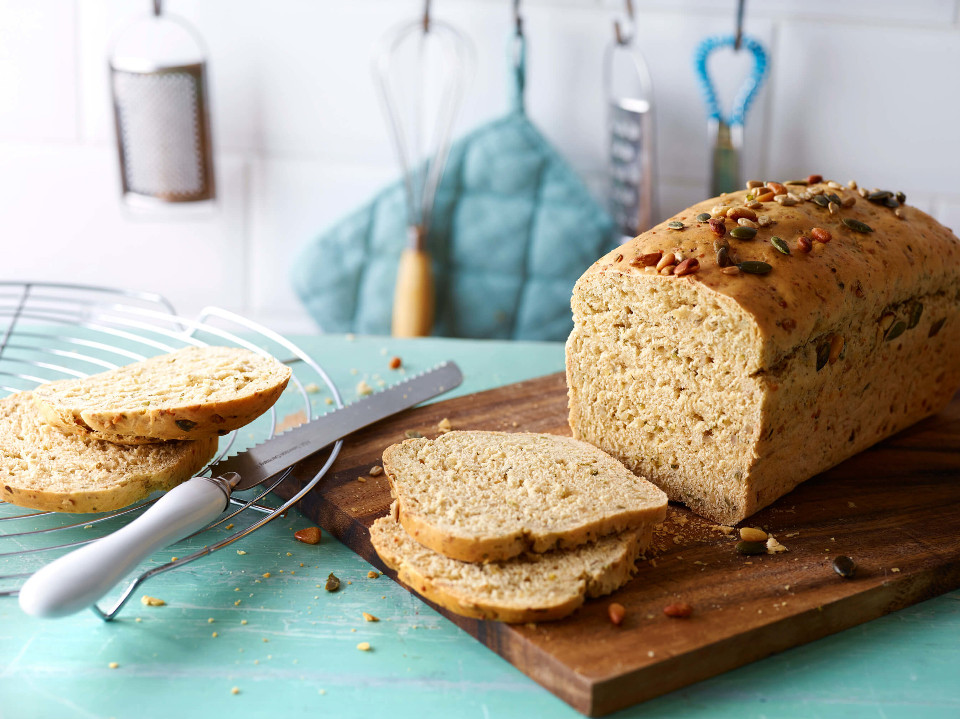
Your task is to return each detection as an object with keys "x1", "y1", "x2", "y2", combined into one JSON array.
[{"x1": 1, "y1": 0, "x2": 959, "y2": 335}]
